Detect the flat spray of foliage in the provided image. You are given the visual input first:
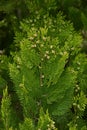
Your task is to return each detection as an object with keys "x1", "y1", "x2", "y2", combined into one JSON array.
[{"x1": 1, "y1": 12, "x2": 87, "y2": 129}]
